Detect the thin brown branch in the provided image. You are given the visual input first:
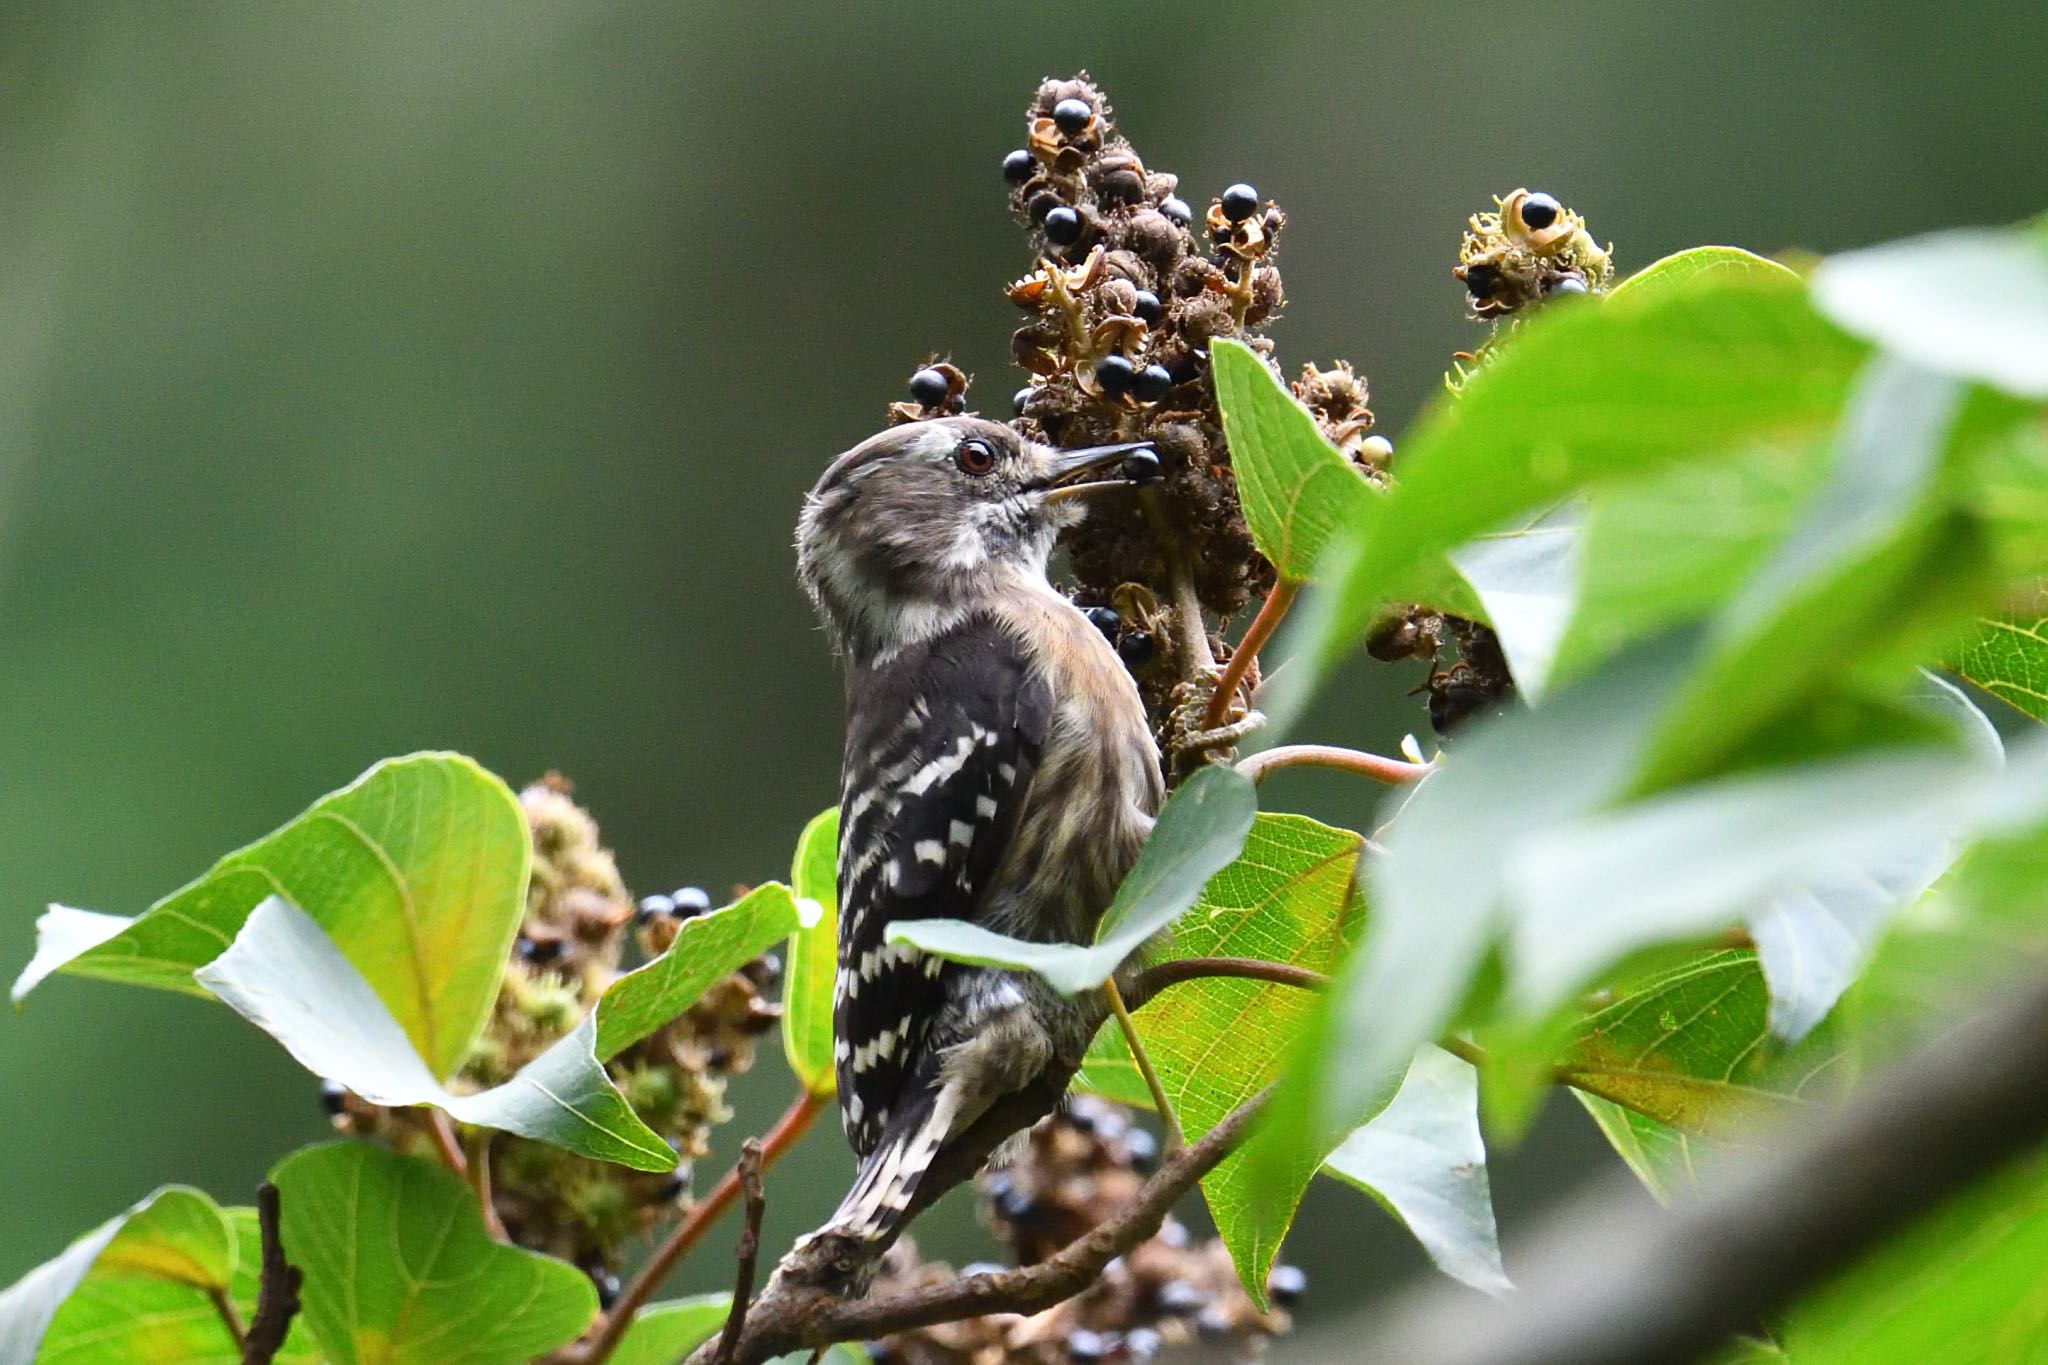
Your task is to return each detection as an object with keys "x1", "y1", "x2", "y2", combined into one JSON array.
[
  {"x1": 470, "y1": 1133, "x2": 507, "y2": 1240},
  {"x1": 241, "y1": 1182, "x2": 303, "y2": 1365},
  {"x1": 207, "y1": 1289, "x2": 247, "y2": 1354},
  {"x1": 1105, "y1": 979, "x2": 1184, "y2": 1151},
  {"x1": 1202, "y1": 578, "x2": 1299, "y2": 732},
  {"x1": 695, "y1": 1087, "x2": 1272, "y2": 1365},
  {"x1": 1235, "y1": 743, "x2": 1435, "y2": 786},
  {"x1": 712, "y1": 1141, "x2": 769, "y2": 1365},
  {"x1": 575, "y1": 1087, "x2": 825, "y2": 1365},
  {"x1": 1365, "y1": 969, "x2": 2048, "y2": 1364},
  {"x1": 1127, "y1": 955, "x2": 1328, "y2": 1010},
  {"x1": 1137, "y1": 485, "x2": 1216, "y2": 678},
  {"x1": 426, "y1": 1108, "x2": 469, "y2": 1178}
]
